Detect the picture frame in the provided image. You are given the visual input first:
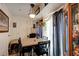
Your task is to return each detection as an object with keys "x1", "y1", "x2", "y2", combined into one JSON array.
[
  {"x1": 13, "y1": 22, "x2": 16, "y2": 28},
  {"x1": 0, "y1": 9, "x2": 9, "y2": 32},
  {"x1": 35, "y1": 6, "x2": 40, "y2": 15}
]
